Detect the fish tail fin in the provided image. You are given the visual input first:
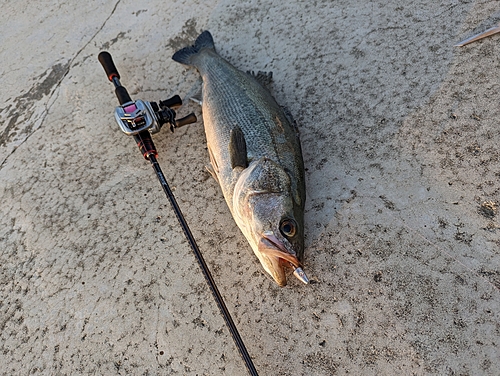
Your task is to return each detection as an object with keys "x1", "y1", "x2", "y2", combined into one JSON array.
[{"x1": 172, "y1": 30, "x2": 215, "y2": 66}]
